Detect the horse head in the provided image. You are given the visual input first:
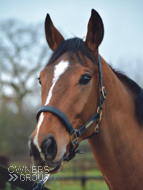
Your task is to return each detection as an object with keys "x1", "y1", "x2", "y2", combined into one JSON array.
[{"x1": 29, "y1": 9, "x2": 104, "y2": 173}]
